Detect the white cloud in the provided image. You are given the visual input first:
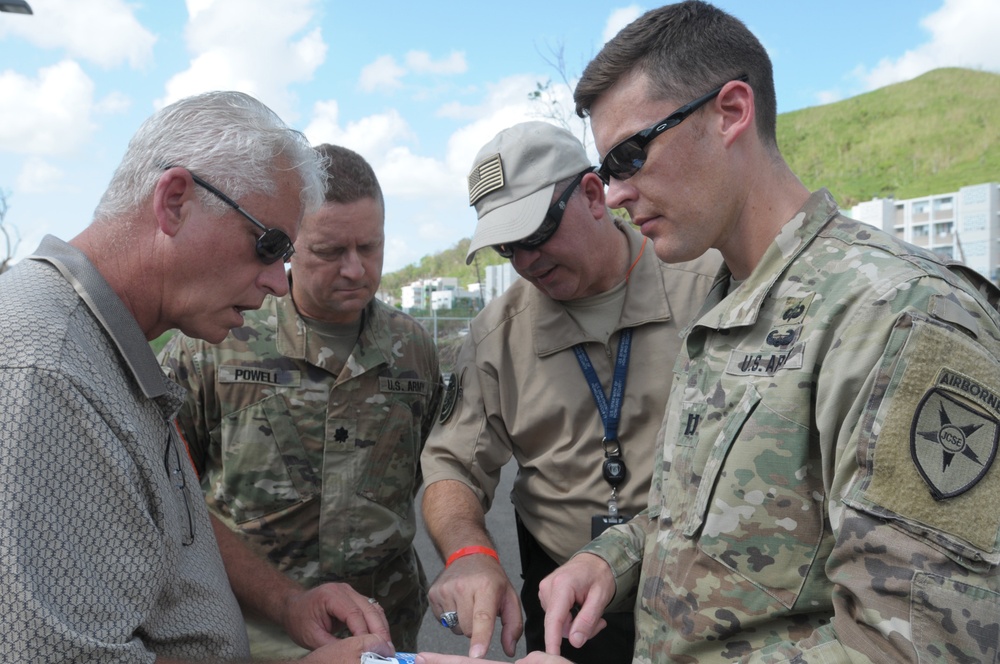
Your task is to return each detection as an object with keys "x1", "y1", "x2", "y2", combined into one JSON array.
[
  {"x1": 0, "y1": 0, "x2": 155, "y2": 69},
  {"x1": 406, "y1": 50, "x2": 467, "y2": 76},
  {"x1": 15, "y1": 156, "x2": 65, "y2": 193},
  {"x1": 359, "y1": 55, "x2": 407, "y2": 93},
  {"x1": 814, "y1": 89, "x2": 843, "y2": 106},
  {"x1": 602, "y1": 5, "x2": 642, "y2": 44},
  {"x1": 359, "y1": 51, "x2": 469, "y2": 94},
  {"x1": 856, "y1": 0, "x2": 1000, "y2": 91},
  {"x1": 303, "y1": 71, "x2": 590, "y2": 272},
  {"x1": 0, "y1": 60, "x2": 96, "y2": 154},
  {"x1": 303, "y1": 101, "x2": 415, "y2": 159},
  {"x1": 94, "y1": 90, "x2": 132, "y2": 115},
  {"x1": 442, "y1": 73, "x2": 593, "y2": 166},
  {"x1": 158, "y1": 0, "x2": 326, "y2": 120},
  {"x1": 306, "y1": 99, "x2": 456, "y2": 202},
  {"x1": 380, "y1": 147, "x2": 456, "y2": 200}
]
